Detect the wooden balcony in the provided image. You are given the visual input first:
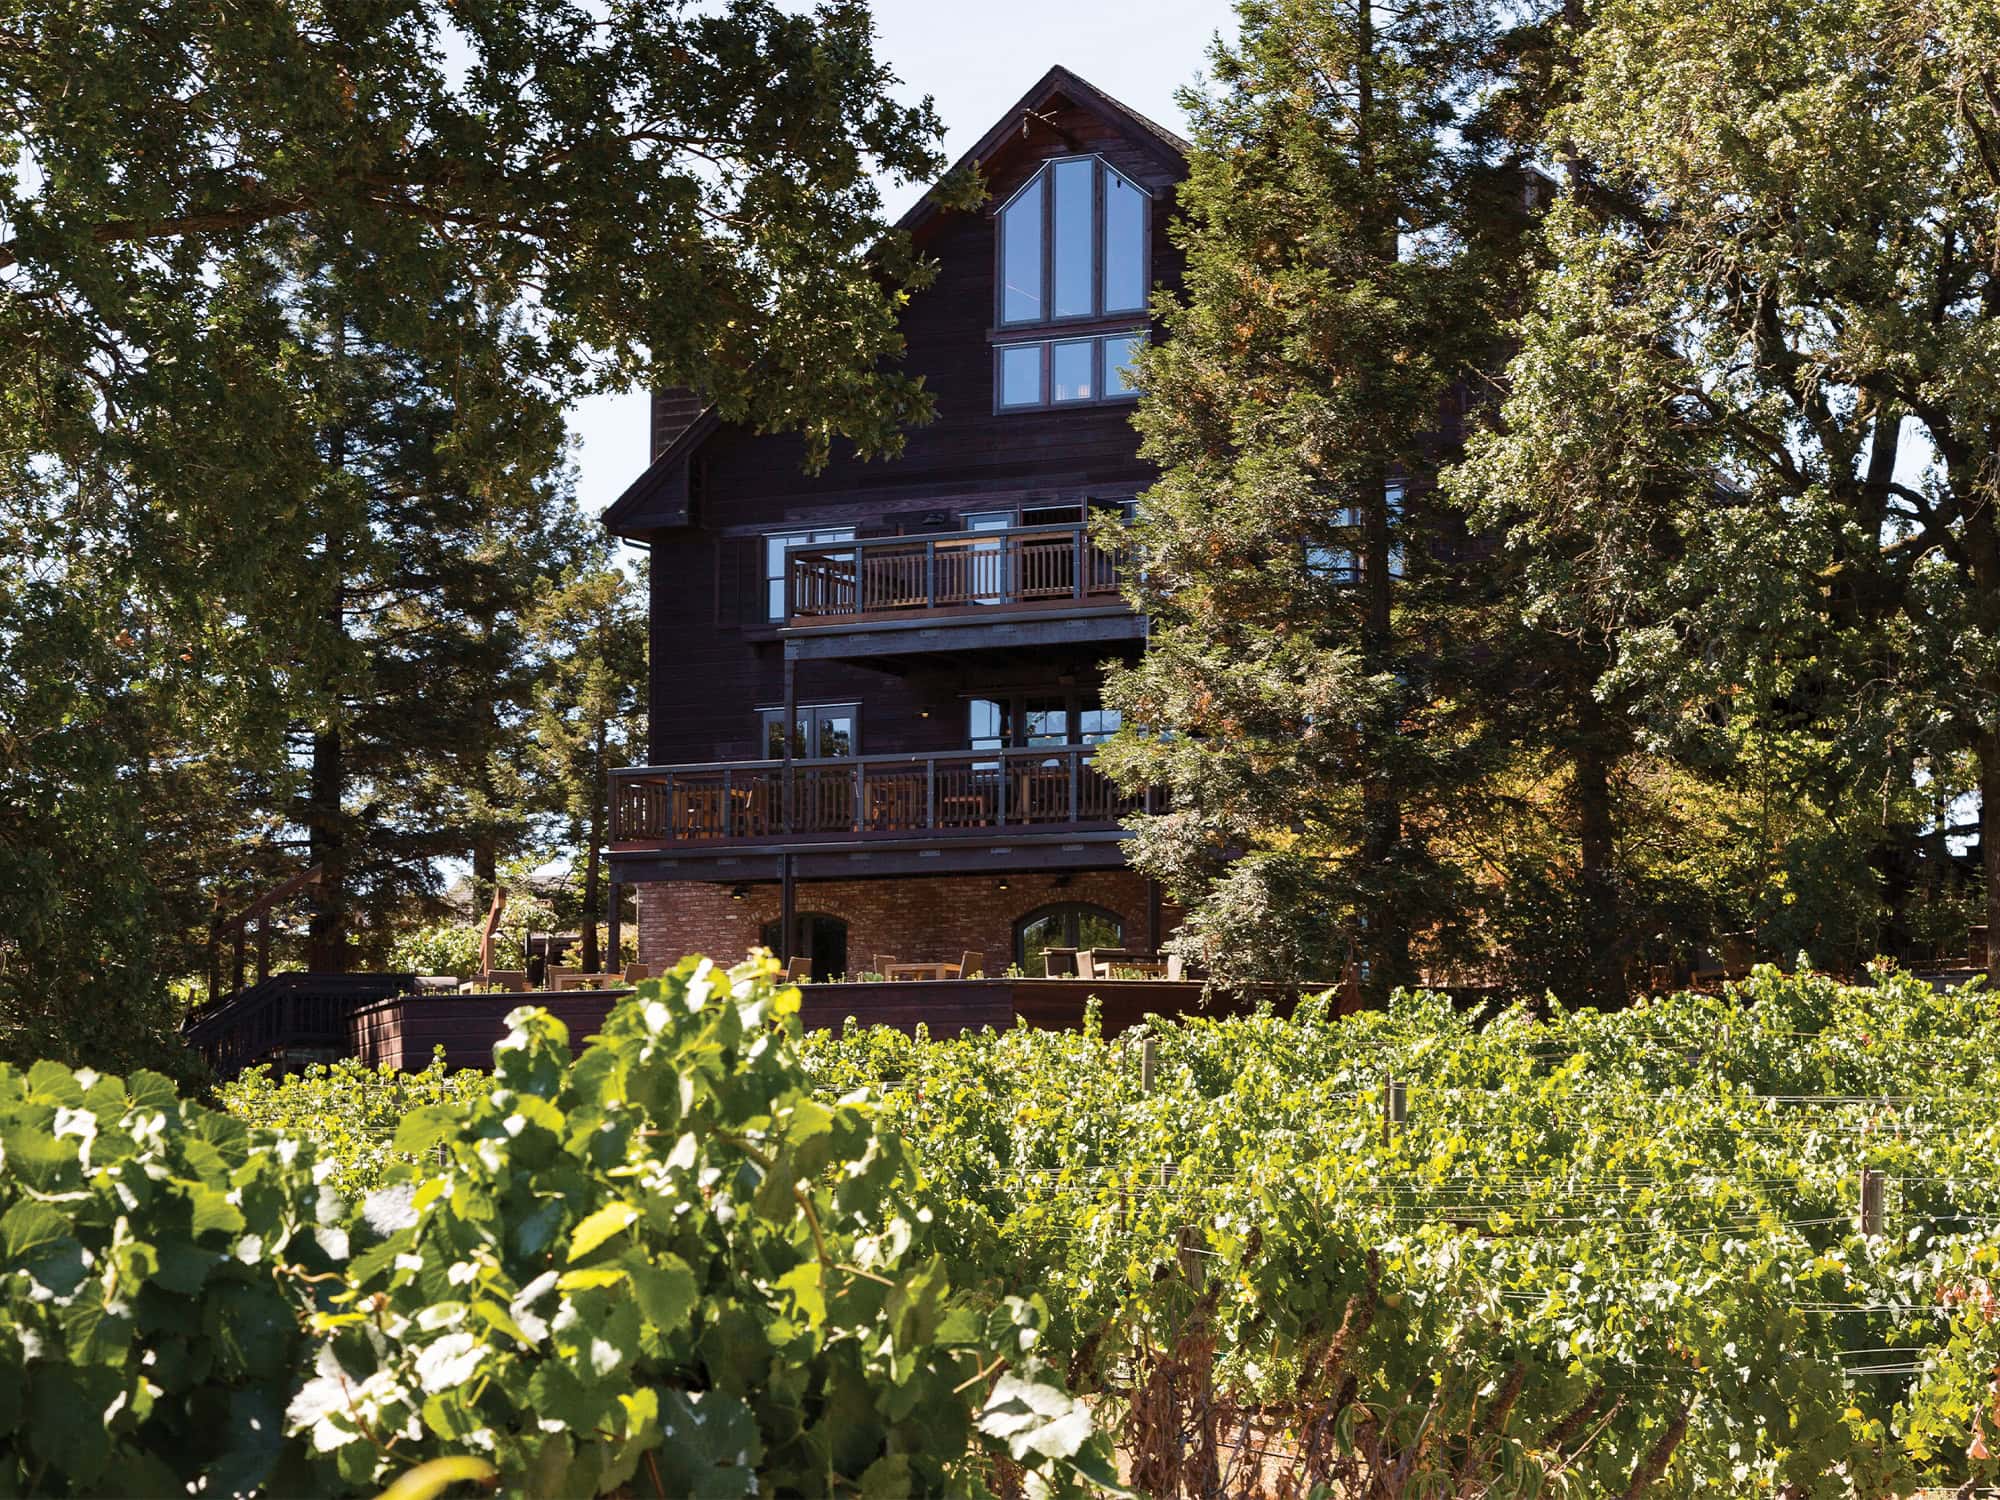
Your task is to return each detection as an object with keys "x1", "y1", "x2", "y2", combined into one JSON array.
[
  {"x1": 785, "y1": 525, "x2": 1127, "y2": 627},
  {"x1": 611, "y1": 746, "x2": 1153, "y2": 850}
]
